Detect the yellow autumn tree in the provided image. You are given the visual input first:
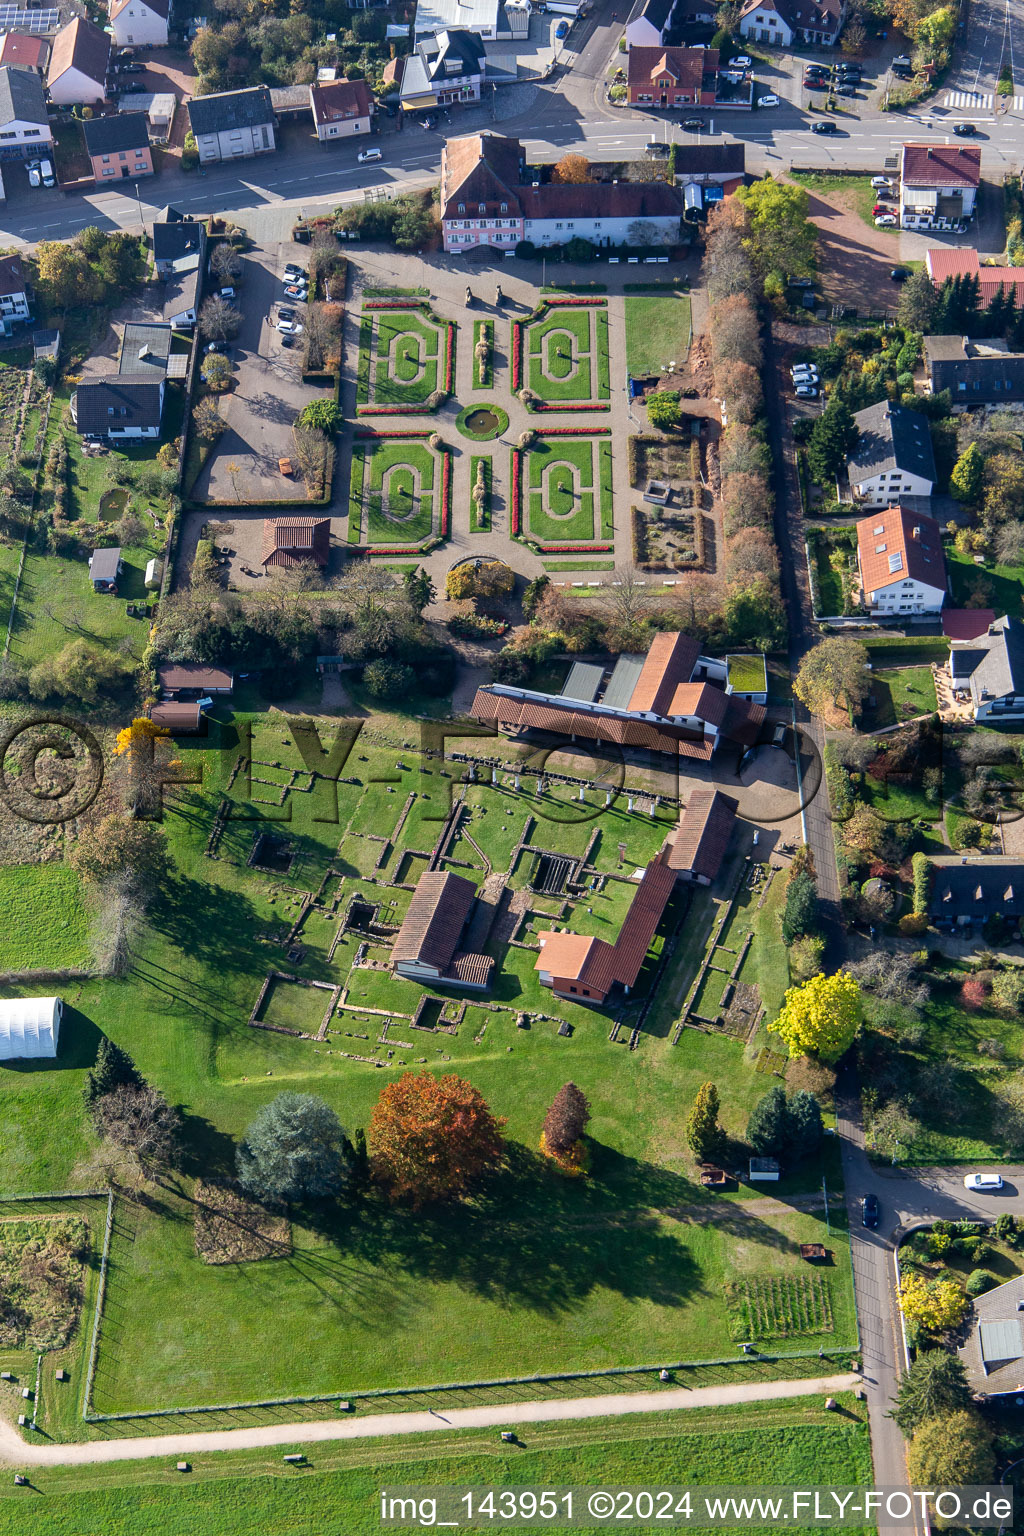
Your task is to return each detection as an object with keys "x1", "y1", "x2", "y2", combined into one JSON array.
[
  {"x1": 114, "y1": 717, "x2": 182, "y2": 816},
  {"x1": 899, "y1": 1270, "x2": 969, "y2": 1334},
  {"x1": 771, "y1": 971, "x2": 861, "y2": 1064}
]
